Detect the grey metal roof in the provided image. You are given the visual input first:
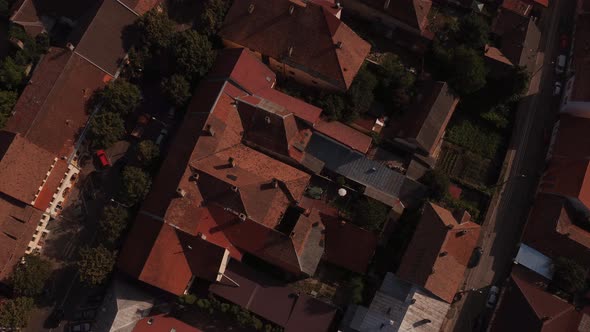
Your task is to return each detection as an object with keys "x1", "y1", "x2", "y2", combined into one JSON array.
[{"x1": 306, "y1": 133, "x2": 426, "y2": 207}]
